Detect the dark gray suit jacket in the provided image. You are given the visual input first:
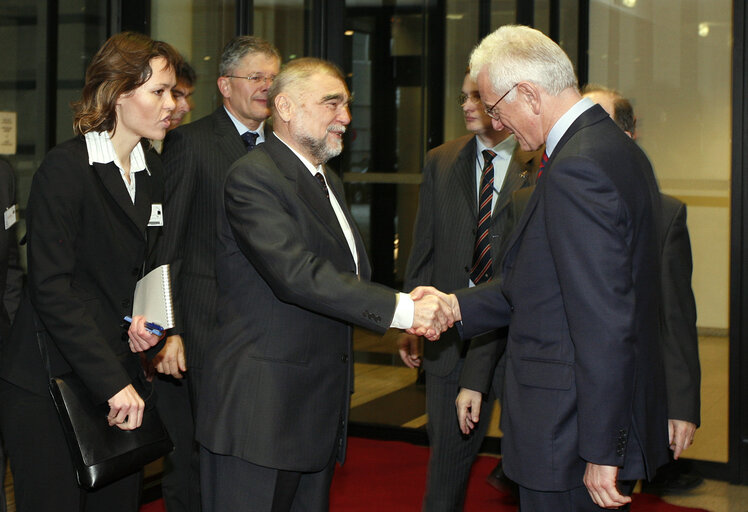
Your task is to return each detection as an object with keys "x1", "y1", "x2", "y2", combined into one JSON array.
[
  {"x1": 404, "y1": 134, "x2": 539, "y2": 392},
  {"x1": 195, "y1": 132, "x2": 397, "y2": 472},
  {"x1": 456, "y1": 105, "x2": 669, "y2": 490},
  {"x1": 160, "y1": 107, "x2": 247, "y2": 369},
  {"x1": 510, "y1": 190, "x2": 700, "y2": 427}
]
